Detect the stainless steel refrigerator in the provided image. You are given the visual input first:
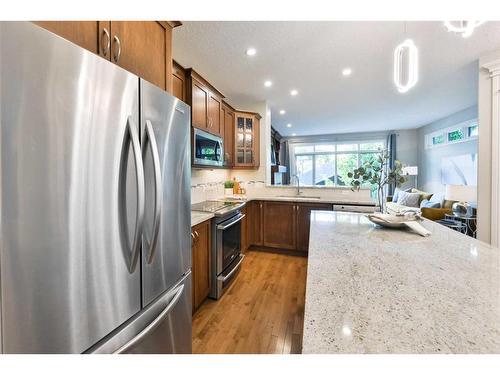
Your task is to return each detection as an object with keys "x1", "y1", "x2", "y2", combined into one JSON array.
[{"x1": 0, "y1": 22, "x2": 192, "y2": 354}]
